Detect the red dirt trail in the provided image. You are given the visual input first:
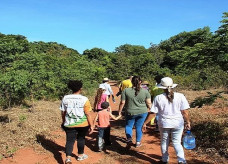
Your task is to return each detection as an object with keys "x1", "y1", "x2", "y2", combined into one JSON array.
[{"x1": 0, "y1": 82, "x2": 199, "y2": 164}]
